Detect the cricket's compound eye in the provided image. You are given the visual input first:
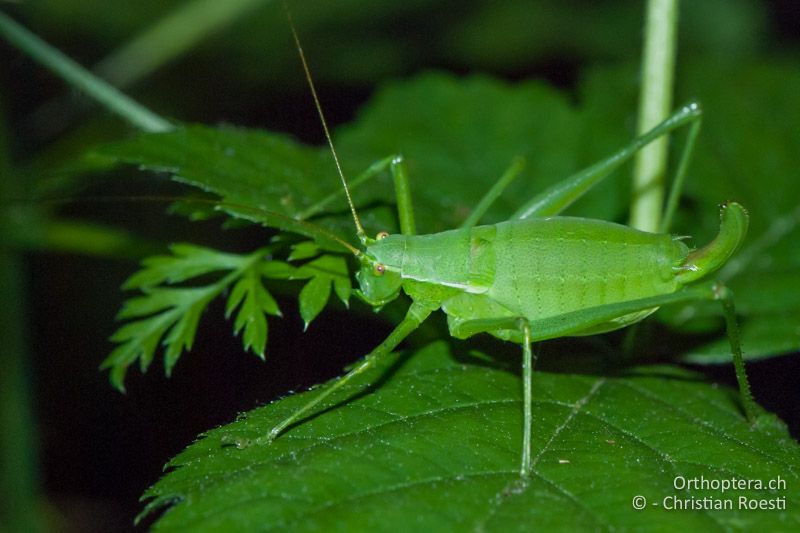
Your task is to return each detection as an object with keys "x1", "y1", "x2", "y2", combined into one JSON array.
[
  {"x1": 374, "y1": 263, "x2": 386, "y2": 276},
  {"x1": 376, "y1": 231, "x2": 389, "y2": 240}
]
